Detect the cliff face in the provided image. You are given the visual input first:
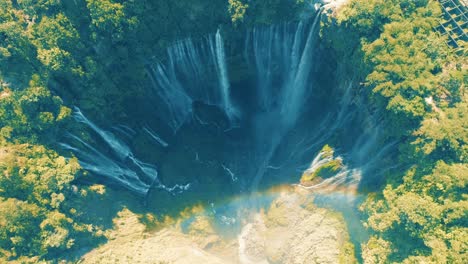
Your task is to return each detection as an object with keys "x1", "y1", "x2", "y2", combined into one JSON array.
[{"x1": 81, "y1": 186, "x2": 355, "y2": 264}]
